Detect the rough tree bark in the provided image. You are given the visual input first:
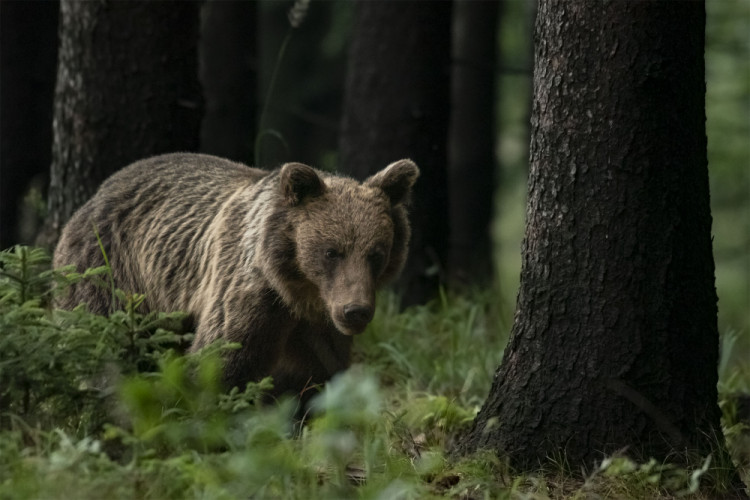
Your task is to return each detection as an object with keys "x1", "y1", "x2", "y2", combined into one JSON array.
[
  {"x1": 447, "y1": 0, "x2": 499, "y2": 286},
  {"x1": 199, "y1": 0, "x2": 257, "y2": 165},
  {"x1": 339, "y1": 0, "x2": 452, "y2": 305},
  {"x1": 458, "y1": 0, "x2": 726, "y2": 471},
  {"x1": 39, "y1": 0, "x2": 203, "y2": 249}
]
